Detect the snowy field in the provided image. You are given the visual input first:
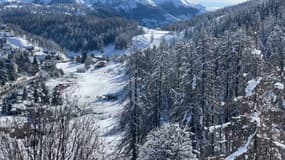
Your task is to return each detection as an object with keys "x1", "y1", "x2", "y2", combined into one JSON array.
[
  {"x1": 46, "y1": 61, "x2": 128, "y2": 157},
  {"x1": 0, "y1": 27, "x2": 174, "y2": 156},
  {"x1": 46, "y1": 28, "x2": 174, "y2": 156},
  {"x1": 127, "y1": 27, "x2": 177, "y2": 53},
  {"x1": 68, "y1": 44, "x2": 125, "y2": 59},
  {"x1": 6, "y1": 35, "x2": 47, "y2": 57},
  {"x1": 6, "y1": 36, "x2": 31, "y2": 48}
]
